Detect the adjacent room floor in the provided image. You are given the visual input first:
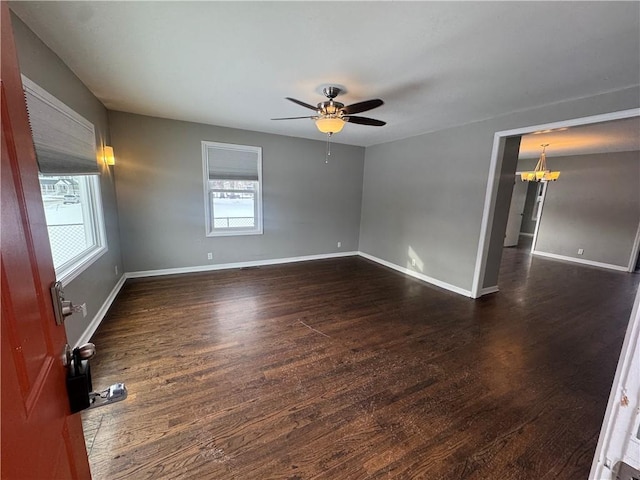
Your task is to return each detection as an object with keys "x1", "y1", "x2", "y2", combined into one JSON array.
[{"x1": 82, "y1": 246, "x2": 639, "y2": 479}]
